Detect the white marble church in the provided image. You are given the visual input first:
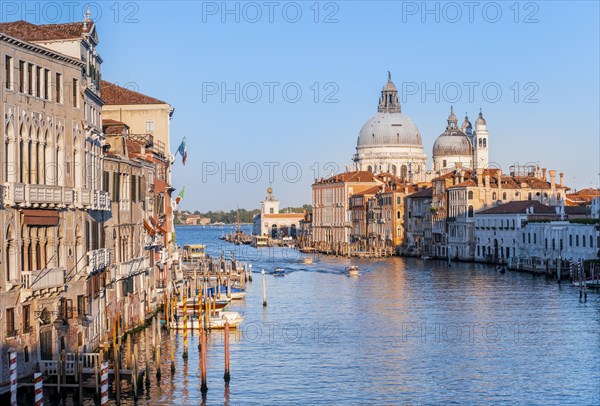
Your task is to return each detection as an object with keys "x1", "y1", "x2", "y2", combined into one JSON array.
[{"x1": 353, "y1": 73, "x2": 490, "y2": 178}]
